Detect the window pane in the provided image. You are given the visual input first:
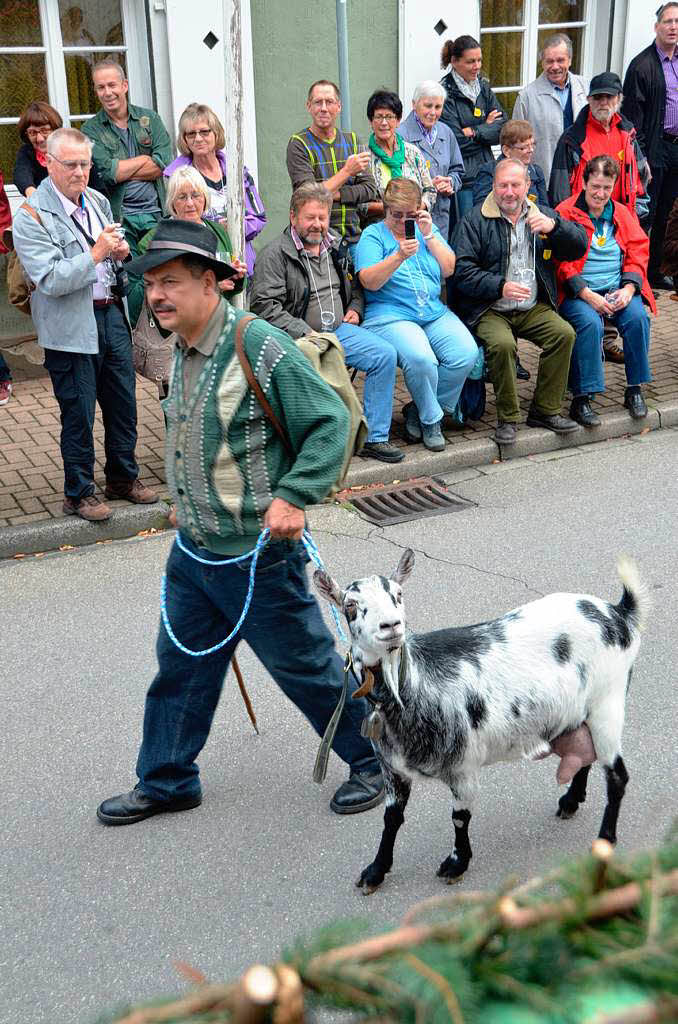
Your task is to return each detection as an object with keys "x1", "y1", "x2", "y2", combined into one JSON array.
[
  {"x1": 0, "y1": 0, "x2": 43, "y2": 46},
  {"x1": 0, "y1": 122, "x2": 22, "y2": 184},
  {"x1": 59, "y1": 1, "x2": 124, "y2": 48},
  {"x1": 537, "y1": 26, "x2": 584, "y2": 74},
  {"x1": 481, "y1": 1, "x2": 525, "y2": 27},
  {"x1": 481, "y1": 31, "x2": 523, "y2": 89},
  {"x1": 0, "y1": 53, "x2": 48, "y2": 119},
  {"x1": 495, "y1": 89, "x2": 520, "y2": 115},
  {"x1": 66, "y1": 51, "x2": 127, "y2": 117},
  {"x1": 539, "y1": 0, "x2": 585, "y2": 21}
]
